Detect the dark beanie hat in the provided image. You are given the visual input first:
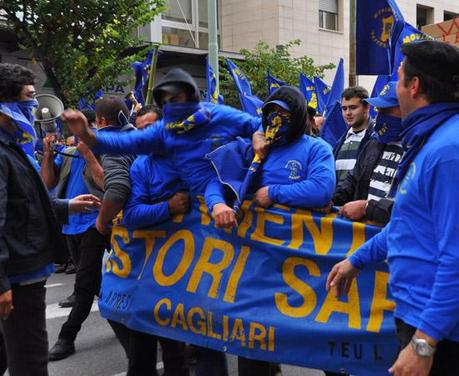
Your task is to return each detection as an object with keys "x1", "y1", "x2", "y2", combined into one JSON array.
[
  {"x1": 153, "y1": 68, "x2": 200, "y2": 107},
  {"x1": 401, "y1": 40, "x2": 459, "y2": 87}
]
